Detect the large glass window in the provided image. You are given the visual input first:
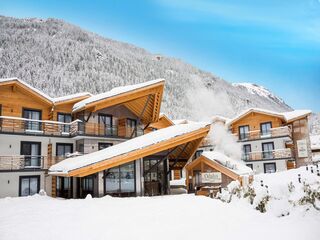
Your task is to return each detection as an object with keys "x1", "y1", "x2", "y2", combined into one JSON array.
[
  {"x1": 239, "y1": 125, "x2": 250, "y2": 140},
  {"x1": 23, "y1": 108, "x2": 42, "y2": 131},
  {"x1": 98, "y1": 114, "x2": 113, "y2": 136},
  {"x1": 243, "y1": 144, "x2": 251, "y2": 161},
  {"x1": 56, "y1": 143, "x2": 73, "y2": 157},
  {"x1": 127, "y1": 118, "x2": 137, "y2": 137},
  {"x1": 143, "y1": 157, "x2": 167, "y2": 196},
  {"x1": 57, "y1": 113, "x2": 72, "y2": 133},
  {"x1": 104, "y1": 162, "x2": 135, "y2": 195},
  {"x1": 262, "y1": 142, "x2": 274, "y2": 159},
  {"x1": 21, "y1": 141, "x2": 41, "y2": 168},
  {"x1": 260, "y1": 122, "x2": 272, "y2": 137},
  {"x1": 56, "y1": 177, "x2": 73, "y2": 198},
  {"x1": 19, "y1": 175, "x2": 40, "y2": 196},
  {"x1": 264, "y1": 162, "x2": 276, "y2": 173}
]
